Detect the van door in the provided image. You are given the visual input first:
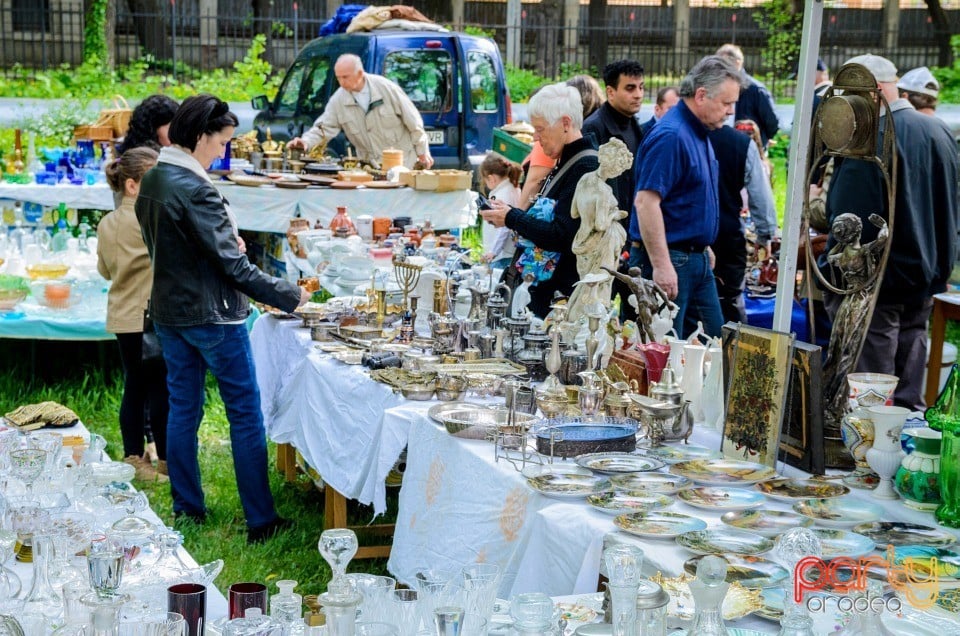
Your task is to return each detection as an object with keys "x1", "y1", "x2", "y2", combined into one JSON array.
[
  {"x1": 457, "y1": 37, "x2": 507, "y2": 167},
  {"x1": 377, "y1": 38, "x2": 462, "y2": 169},
  {"x1": 257, "y1": 55, "x2": 333, "y2": 142}
]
